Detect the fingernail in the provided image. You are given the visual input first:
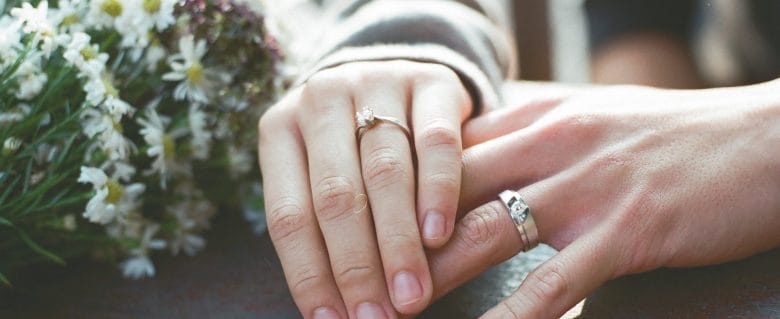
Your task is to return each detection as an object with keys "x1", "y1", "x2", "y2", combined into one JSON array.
[
  {"x1": 313, "y1": 307, "x2": 340, "y2": 319},
  {"x1": 356, "y1": 302, "x2": 387, "y2": 319},
  {"x1": 393, "y1": 271, "x2": 423, "y2": 306},
  {"x1": 423, "y1": 211, "x2": 446, "y2": 240}
]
